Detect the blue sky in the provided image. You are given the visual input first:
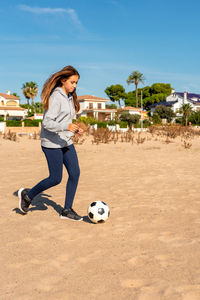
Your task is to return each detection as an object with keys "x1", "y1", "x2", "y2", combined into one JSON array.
[{"x1": 1, "y1": 0, "x2": 200, "y2": 104}]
